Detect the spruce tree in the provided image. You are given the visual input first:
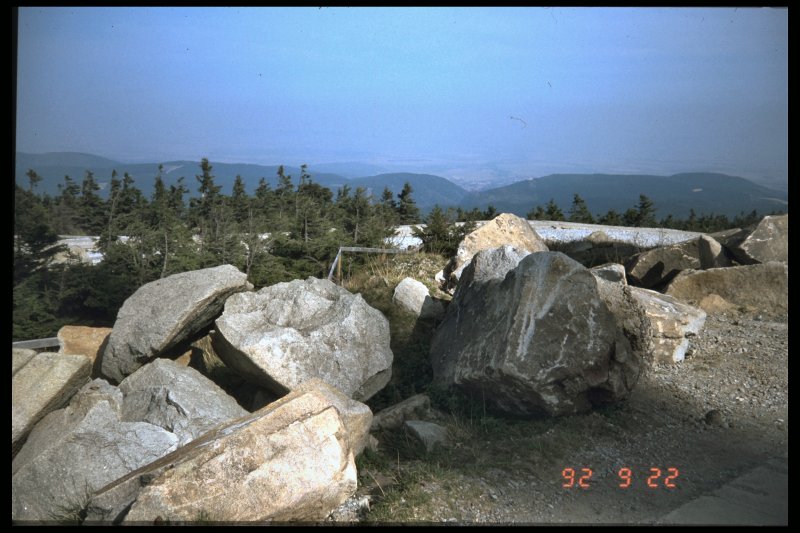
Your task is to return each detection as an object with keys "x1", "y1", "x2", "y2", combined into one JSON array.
[
  {"x1": 568, "y1": 194, "x2": 594, "y2": 223},
  {"x1": 397, "y1": 182, "x2": 421, "y2": 224},
  {"x1": 544, "y1": 199, "x2": 565, "y2": 221}
]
